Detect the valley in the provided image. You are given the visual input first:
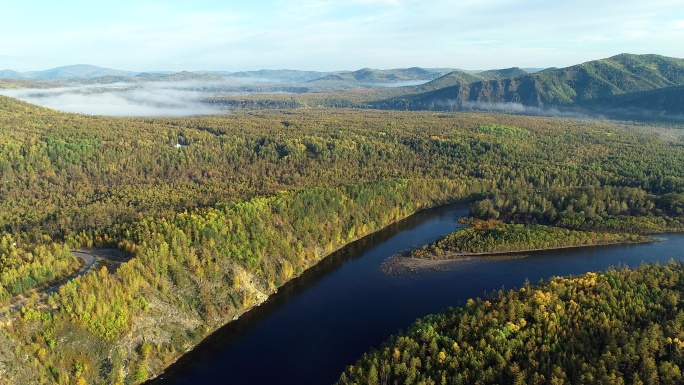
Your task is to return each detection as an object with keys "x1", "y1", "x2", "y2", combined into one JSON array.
[
  {"x1": 3, "y1": 53, "x2": 684, "y2": 120},
  {"x1": 1, "y1": 52, "x2": 684, "y2": 384}
]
